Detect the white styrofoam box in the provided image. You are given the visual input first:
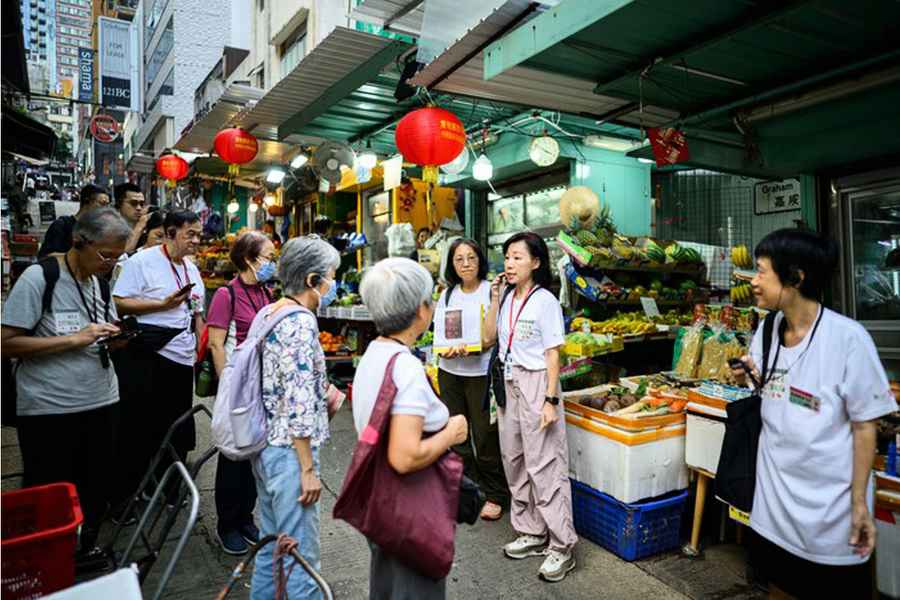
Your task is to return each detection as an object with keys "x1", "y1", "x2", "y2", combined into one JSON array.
[
  {"x1": 566, "y1": 412, "x2": 688, "y2": 504},
  {"x1": 876, "y1": 499, "x2": 900, "y2": 599},
  {"x1": 44, "y1": 566, "x2": 141, "y2": 600},
  {"x1": 686, "y1": 410, "x2": 727, "y2": 474}
]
